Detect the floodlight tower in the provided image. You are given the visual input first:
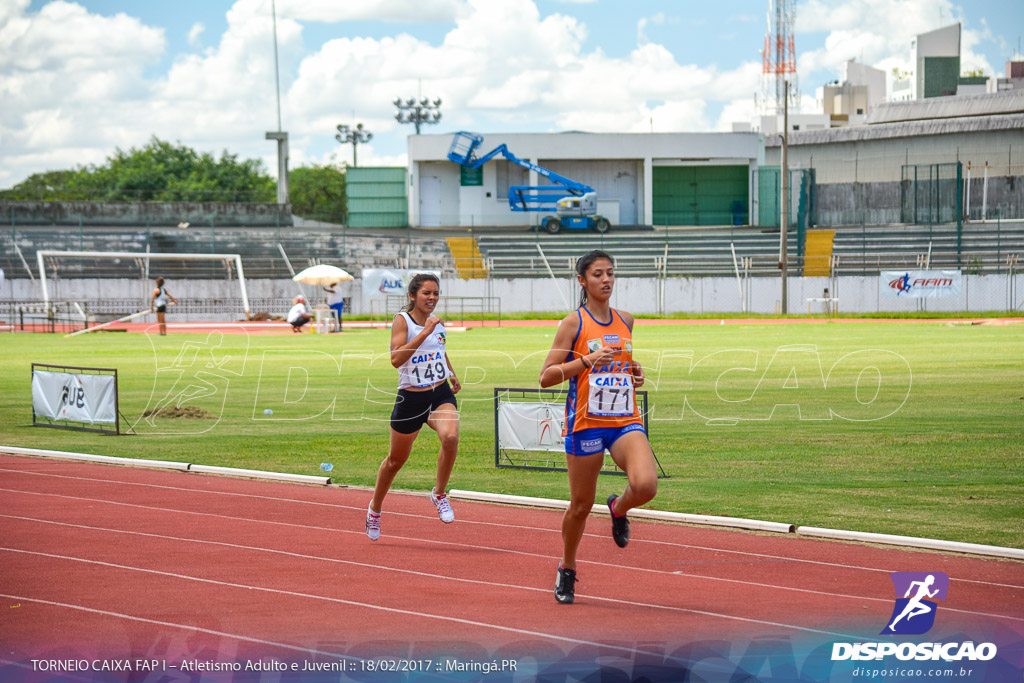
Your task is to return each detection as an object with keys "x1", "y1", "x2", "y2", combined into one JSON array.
[
  {"x1": 265, "y1": 0, "x2": 289, "y2": 204},
  {"x1": 335, "y1": 123, "x2": 372, "y2": 167},
  {"x1": 394, "y1": 96, "x2": 442, "y2": 135},
  {"x1": 761, "y1": 0, "x2": 800, "y2": 115}
]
